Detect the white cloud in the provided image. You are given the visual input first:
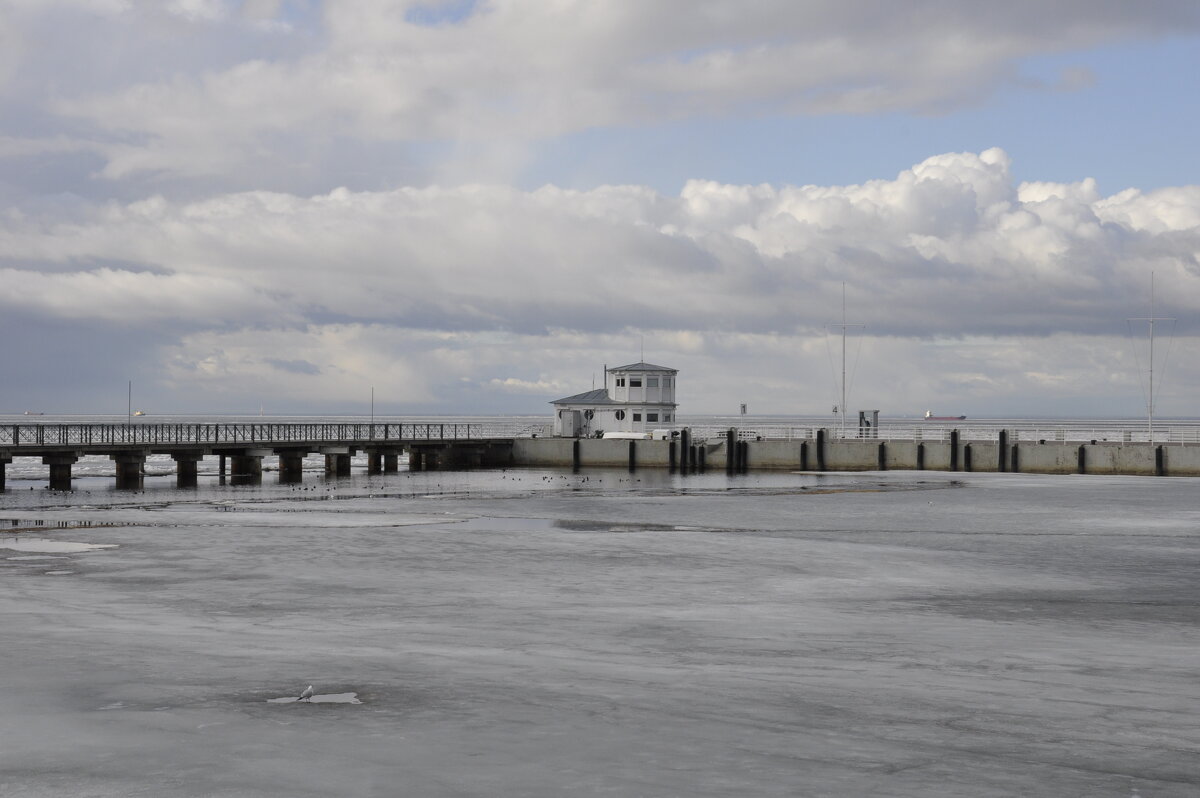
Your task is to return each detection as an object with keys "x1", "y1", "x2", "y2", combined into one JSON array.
[
  {"x1": 3, "y1": 147, "x2": 1199, "y2": 413},
  {"x1": 166, "y1": 0, "x2": 228, "y2": 22},
  {"x1": 17, "y1": 0, "x2": 1198, "y2": 182},
  {"x1": 3, "y1": 148, "x2": 1197, "y2": 338}
]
